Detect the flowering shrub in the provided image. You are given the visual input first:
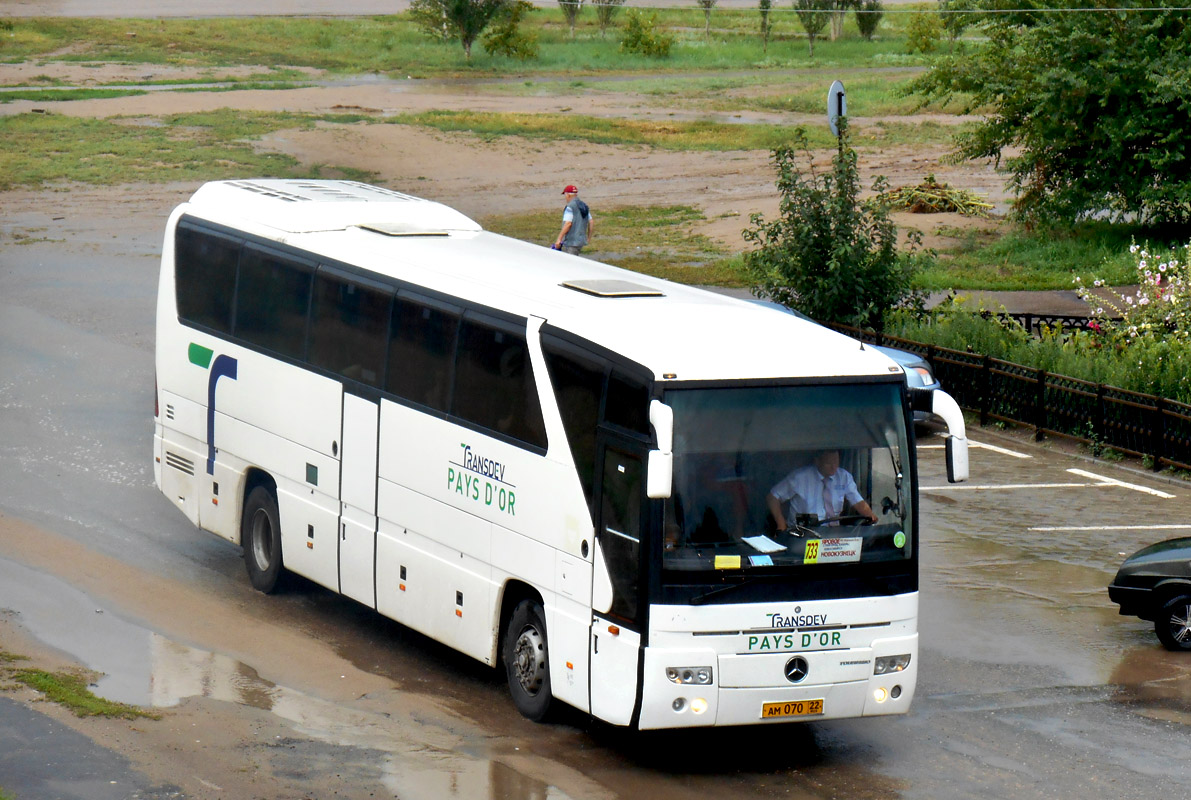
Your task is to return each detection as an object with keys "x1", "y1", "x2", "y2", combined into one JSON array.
[
  {"x1": 886, "y1": 243, "x2": 1191, "y2": 404},
  {"x1": 1075, "y1": 242, "x2": 1191, "y2": 345}
]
